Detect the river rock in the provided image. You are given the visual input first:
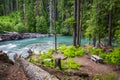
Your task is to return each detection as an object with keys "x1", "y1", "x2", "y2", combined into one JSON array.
[
  {"x1": 0, "y1": 32, "x2": 22, "y2": 41},
  {"x1": 0, "y1": 51, "x2": 14, "y2": 65},
  {"x1": 21, "y1": 33, "x2": 49, "y2": 38},
  {"x1": 0, "y1": 32, "x2": 49, "y2": 41}
]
